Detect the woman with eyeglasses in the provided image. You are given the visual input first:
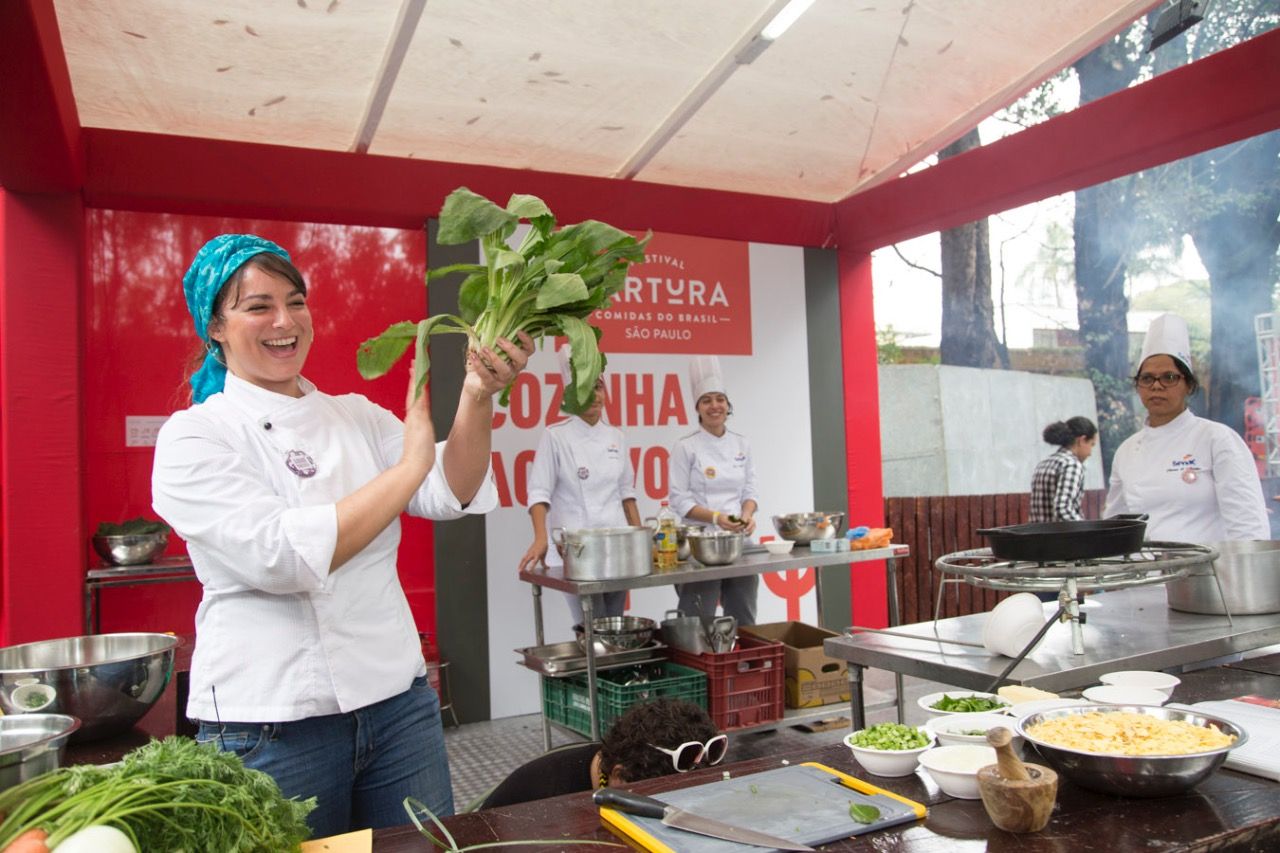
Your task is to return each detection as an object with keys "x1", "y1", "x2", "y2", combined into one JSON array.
[
  {"x1": 1104, "y1": 313, "x2": 1268, "y2": 542},
  {"x1": 593, "y1": 699, "x2": 726, "y2": 788}
]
